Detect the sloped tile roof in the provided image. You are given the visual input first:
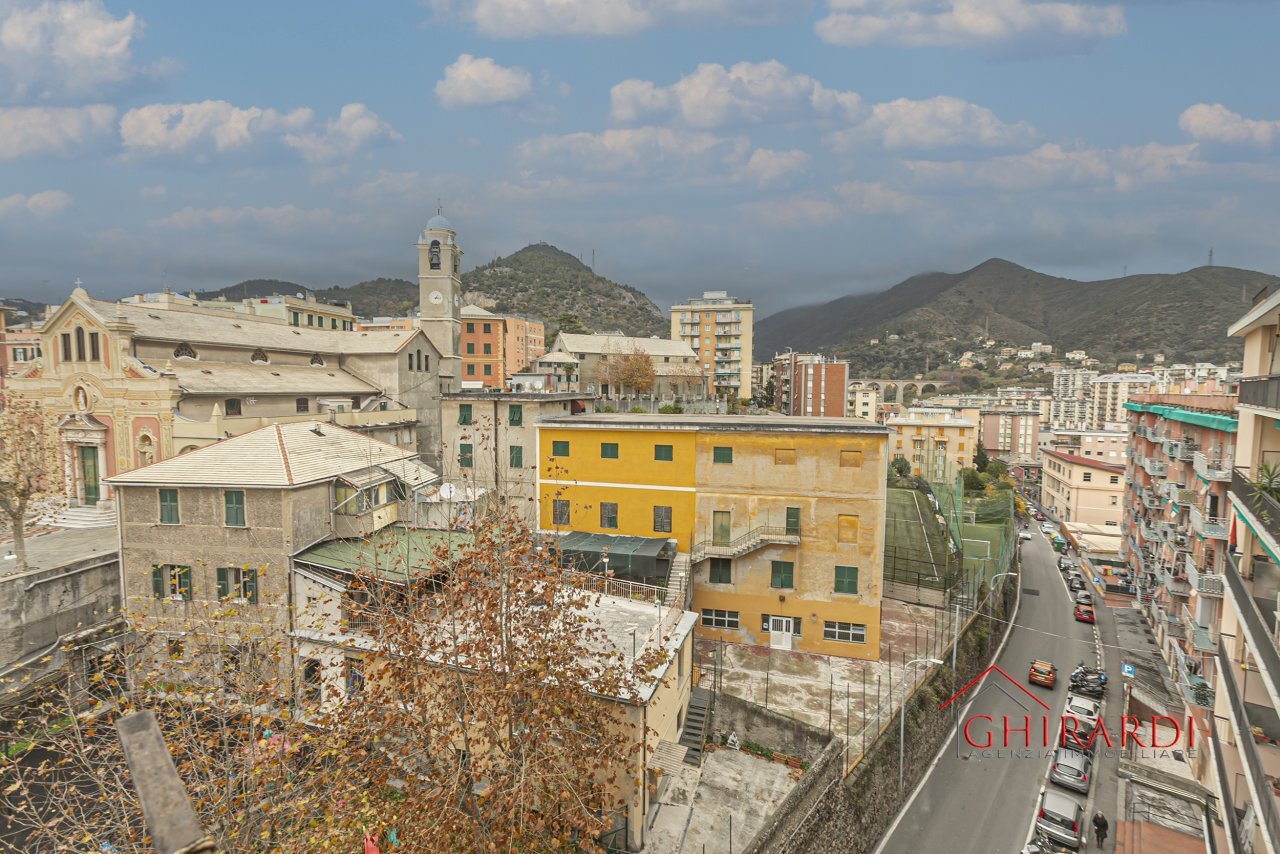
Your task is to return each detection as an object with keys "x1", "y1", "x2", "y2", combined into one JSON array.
[{"x1": 164, "y1": 362, "x2": 379, "y2": 395}]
